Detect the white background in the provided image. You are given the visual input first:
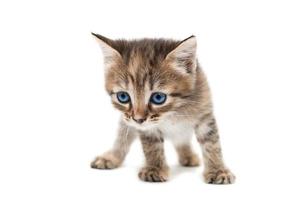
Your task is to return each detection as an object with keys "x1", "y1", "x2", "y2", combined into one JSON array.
[{"x1": 1, "y1": 0, "x2": 300, "y2": 199}]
